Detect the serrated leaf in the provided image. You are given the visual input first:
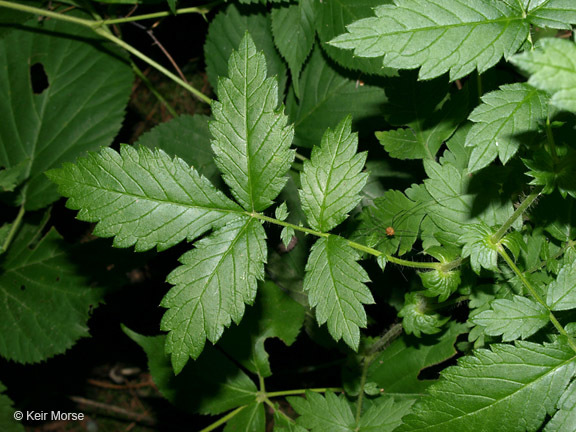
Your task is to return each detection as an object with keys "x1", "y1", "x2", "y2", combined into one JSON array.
[
  {"x1": 218, "y1": 281, "x2": 305, "y2": 378},
  {"x1": 0, "y1": 161, "x2": 28, "y2": 192},
  {"x1": 161, "y1": 217, "x2": 266, "y2": 373},
  {"x1": 210, "y1": 33, "x2": 295, "y2": 212},
  {"x1": 0, "y1": 222, "x2": 103, "y2": 363},
  {"x1": 286, "y1": 45, "x2": 388, "y2": 148},
  {"x1": 460, "y1": 223, "x2": 499, "y2": 274},
  {"x1": 398, "y1": 292, "x2": 449, "y2": 337},
  {"x1": 304, "y1": 236, "x2": 373, "y2": 350},
  {"x1": 547, "y1": 256, "x2": 576, "y2": 311},
  {"x1": 47, "y1": 145, "x2": 241, "y2": 252},
  {"x1": 330, "y1": 0, "x2": 528, "y2": 81},
  {"x1": 511, "y1": 38, "x2": 576, "y2": 114},
  {"x1": 0, "y1": 381, "x2": 23, "y2": 432},
  {"x1": 0, "y1": 13, "x2": 132, "y2": 210},
  {"x1": 275, "y1": 202, "x2": 289, "y2": 221},
  {"x1": 123, "y1": 327, "x2": 258, "y2": 415},
  {"x1": 526, "y1": 0, "x2": 576, "y2": 30},
  {"x1": 300, "y1": 116, "x2": 368, "y2": 232},
  {"x1": 224, "y1": 402, "x2": 265, "y2": 432},
  {"x1": 359, "y1": 396, "x2": 415, "y2": 432},
  {"x1": 204, "y1": 4, "x2": 286, "y2": 99},
  {"x1": 314, "y1": 0, "x2": 397, "y2": 76},
  {"x1": 288, "y1": 391, "x2": 355, "y2": 432},
  {"x1": 137, "y1": 114, "x2": 222, "y2": 188},
  {"x1": 544, "y1": 380, "x2": 576, "y2": 432},
  {"x1": 466, "y1": 83, "x2": 549, "y2": 172},
  {"x1": 471, "y1": 295, "x2": 549, "y2": 341},
  {"x1": 399, "y1": 340, "x2": 576, "y2": 432},
  {"x1": 419, "y1": 269, "x2": 461, "y2": 303},
  {"x1": 271, "y1": 0, "x2": 315, "y2": 98},
  {"x1": 524, "y1": 146, "x2": 576, "y2": 199}
]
